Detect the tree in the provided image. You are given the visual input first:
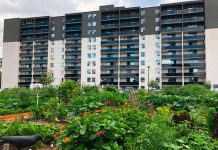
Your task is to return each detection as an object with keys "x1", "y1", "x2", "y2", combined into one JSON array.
[
  {"x1": 40, "y1": 71, "x2": 55, "y2": 87},
  {"x1": 148, "y1": 80, "x2": 159, "y2": 89}
]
